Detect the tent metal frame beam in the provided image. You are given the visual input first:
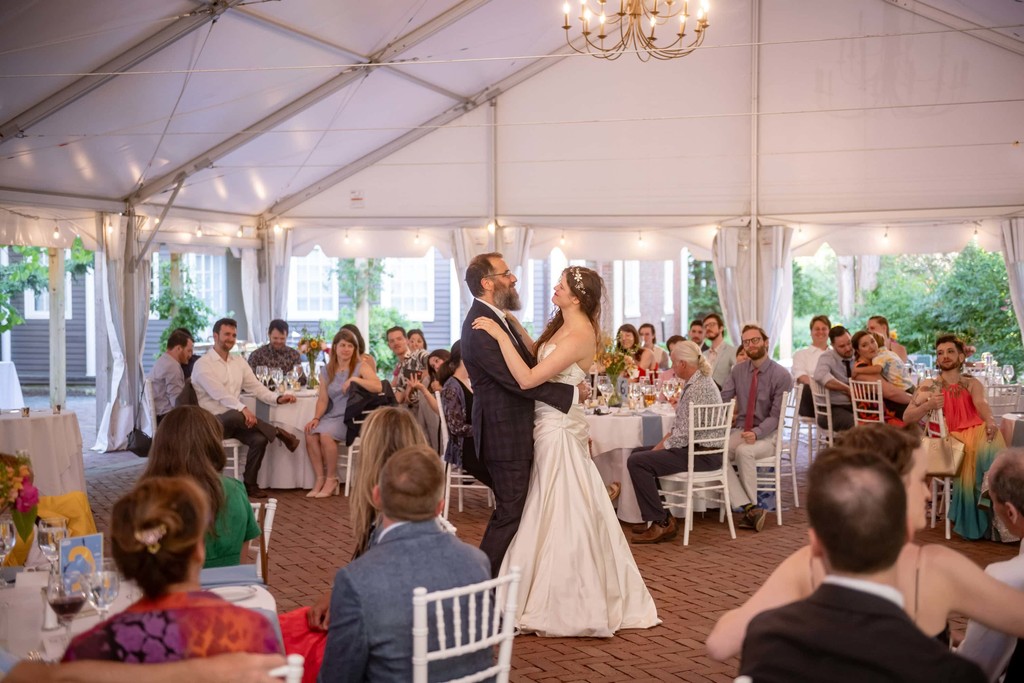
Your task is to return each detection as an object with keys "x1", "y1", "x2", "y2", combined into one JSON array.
[
  {"x1": 882, "y1": 0, "x2": 1024, "y2": 57},
  {"x1": 265, "y1": 44, "x2": 576, "y2": 218},
  {"x1": 0, "y1": 0, "x2": 248, "y2": 145},
  {"x1": 233, "y1": 7, "x2": 470, "y2": 104},
  {"x1": 0, "y1": 187, "x2": 124, "y2": 212},
  {"x1": 129, "y1": 0, "x2": 497, "y2": 206}
]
